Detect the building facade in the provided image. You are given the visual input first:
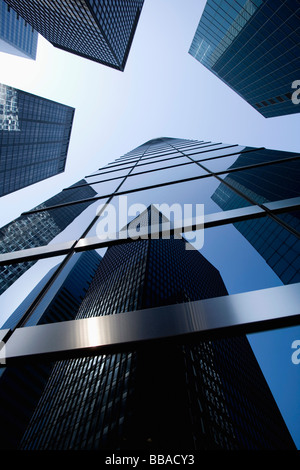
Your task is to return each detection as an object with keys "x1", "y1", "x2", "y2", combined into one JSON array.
[
  {"x1": 0, "y1": 250, "x2": 102, "y2": 449},
  {"x1": 18, "y1": 206, "x2": 296, "y2": 450},
  {"x1": 0, "y1": 0, "x2": 38, "y2": 59},
  {"x1": 0, "y1": 137, "x2": 297, "y2": 450},
  {"x1": 189, "y1": 0, "x2": 300, "y2": 117},
  {"x1": 3, "y1": 0, "x2": 144, "y2": 70},
  {"x1": 0, "y1": 179, "x2": 97, "y2": 294},
  {"x1": 211, "y1": 148, "x2": 300, "y2": 285},
  {"x1": 0, "y1": 83, "x2": 74, "y2": 196}
]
